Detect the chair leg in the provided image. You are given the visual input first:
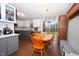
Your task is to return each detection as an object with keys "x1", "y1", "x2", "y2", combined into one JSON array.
[
  {"x1": 41, "y1": 49, "x2": 43, "y2": 56},
  {"x1": 43, "y1": 48, "x2": 46, "y2": 54},
  {"x1": 32, "y1": 48, "x2": 34, "y2": 55},
  {"x1": 50, "y1": 44, "x2": 52, "y2": 48},
  {"x1": 50, "y1": 41, "x2": 53, "y2": 48}
]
